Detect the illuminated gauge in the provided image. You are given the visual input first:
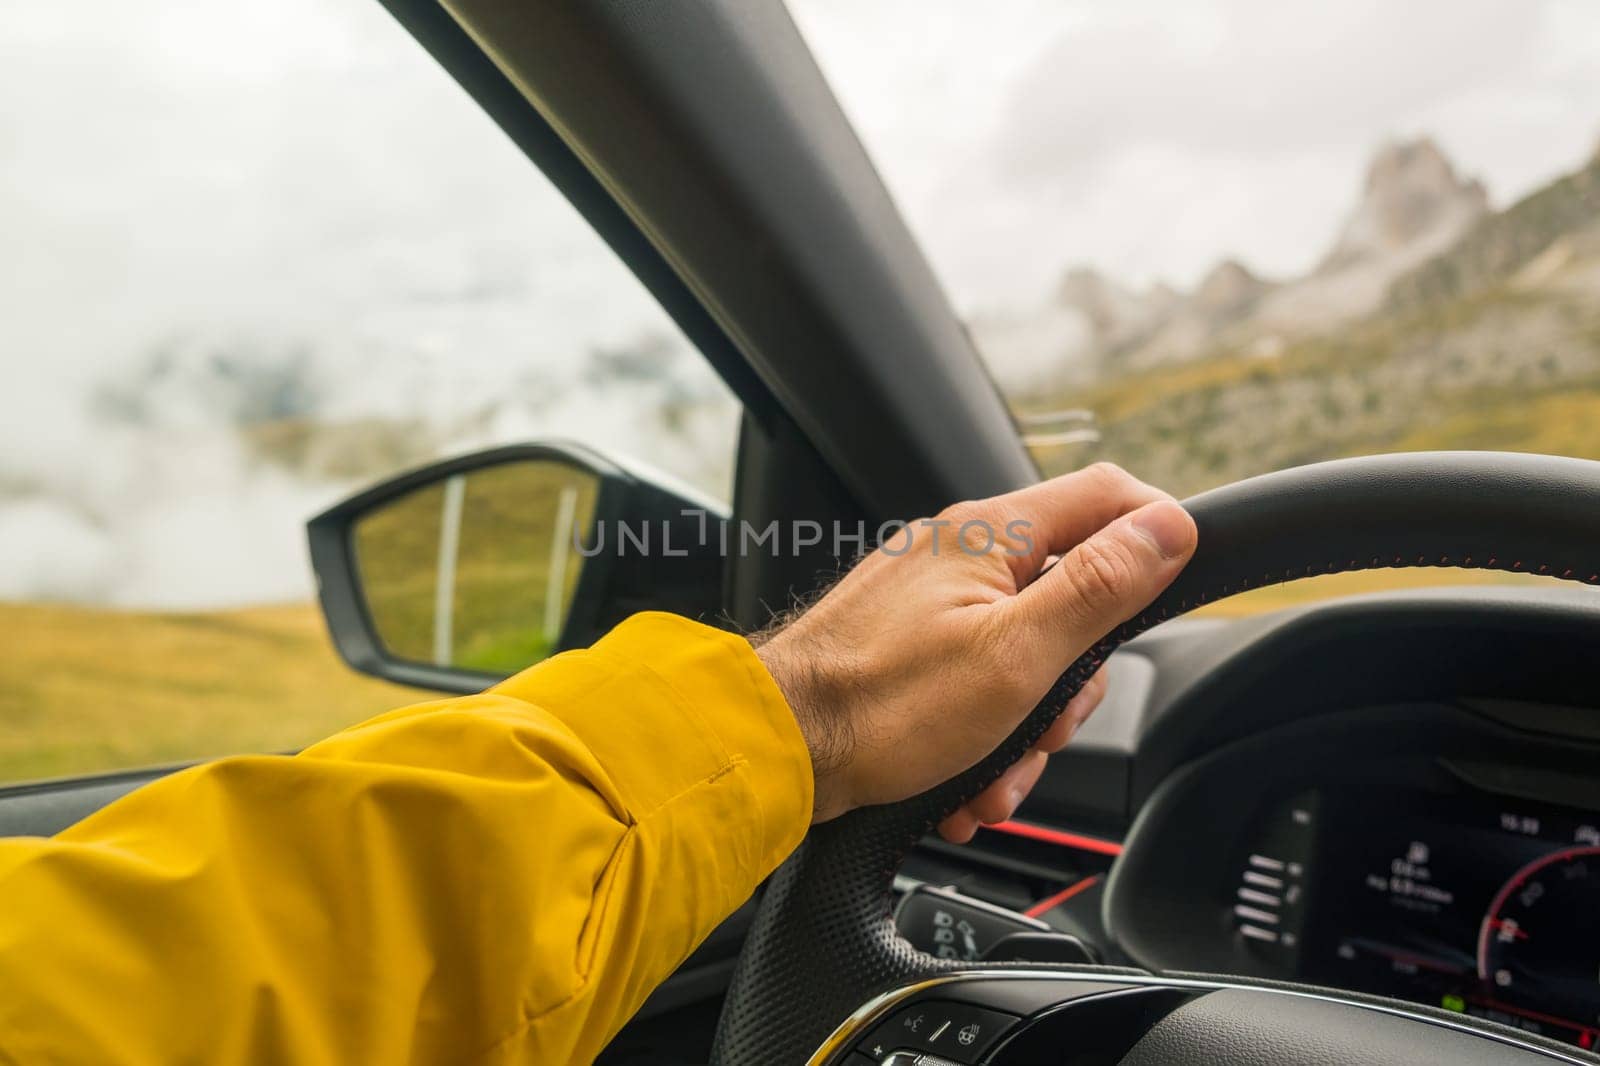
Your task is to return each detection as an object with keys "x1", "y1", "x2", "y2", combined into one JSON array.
[{"x1": 1477, "y1": 845, "x2": 1600, "y2": 1026}]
